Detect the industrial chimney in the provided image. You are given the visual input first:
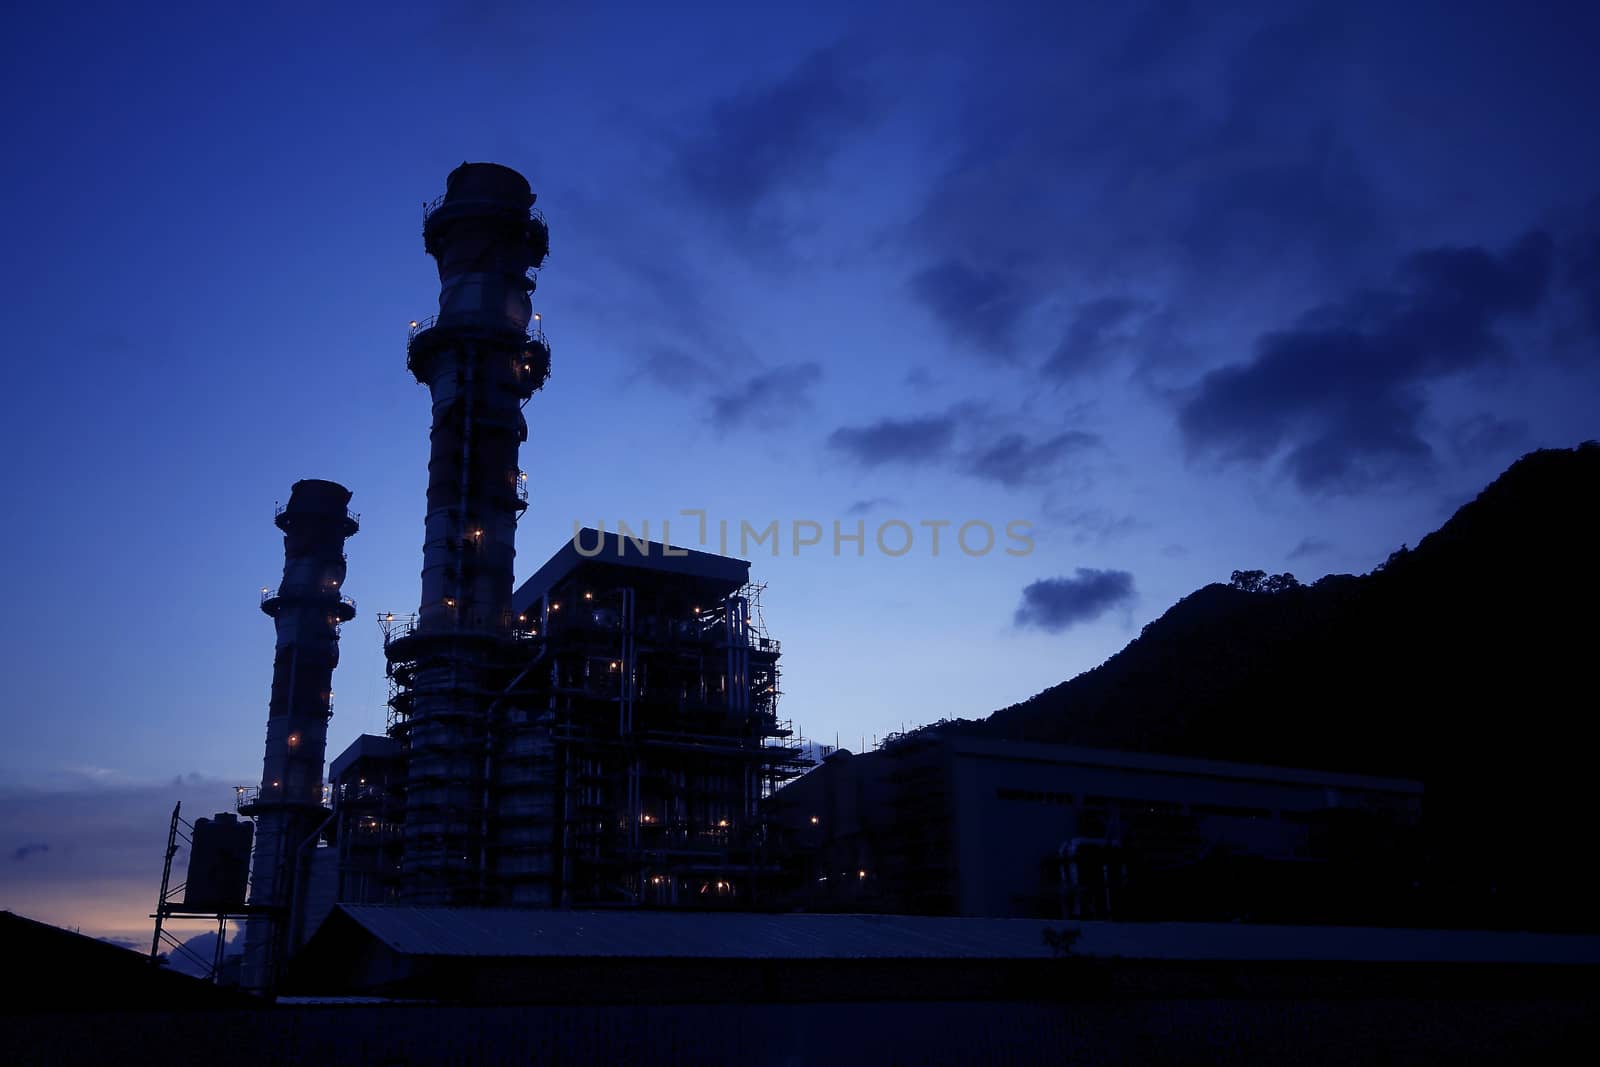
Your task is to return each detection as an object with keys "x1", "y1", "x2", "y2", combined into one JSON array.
[
  {"x1": 386, "y1": 163, "x2": 550, "y2": 904},
  {"x1": 241, "y1": 479, "x2": 357, "y2": 993}
]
